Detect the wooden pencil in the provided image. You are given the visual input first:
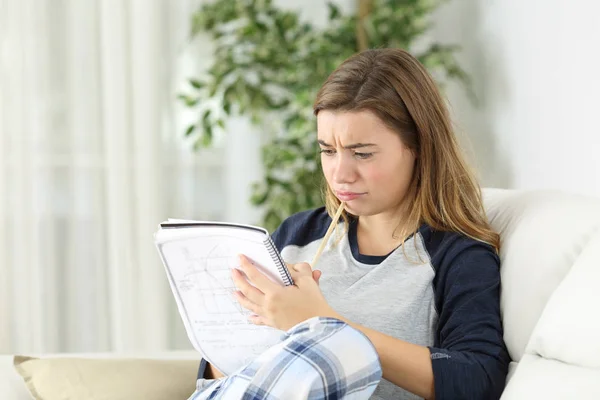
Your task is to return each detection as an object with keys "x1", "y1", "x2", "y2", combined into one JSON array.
[{"x1": 310, "y1": 202, "x2": 345, "y2": 269}]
